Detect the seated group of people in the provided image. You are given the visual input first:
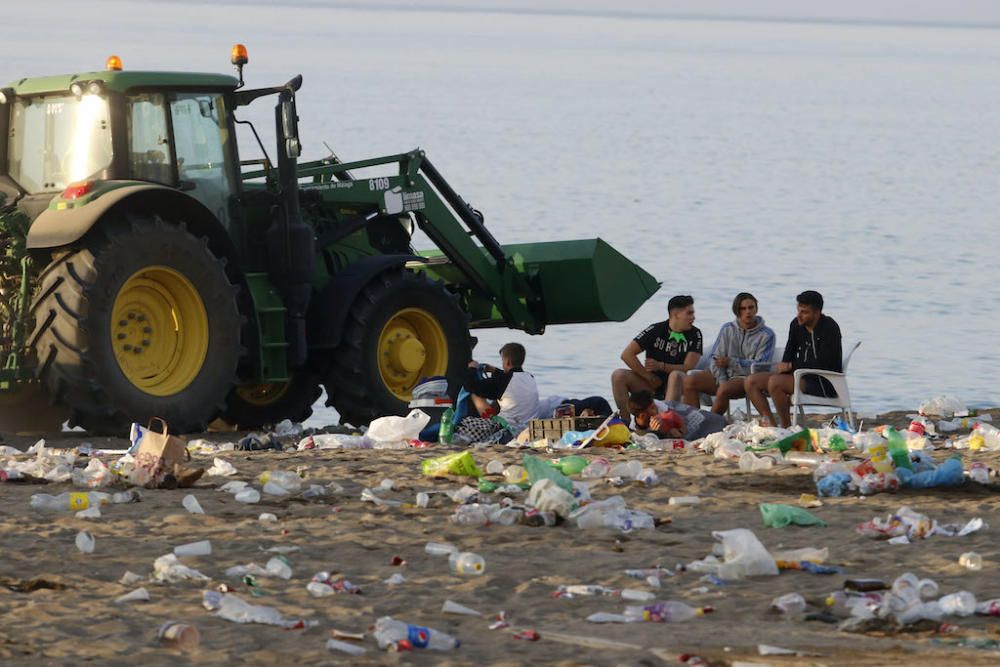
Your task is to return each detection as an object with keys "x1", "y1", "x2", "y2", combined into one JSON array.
[
  {"x1": 457, "y1": 289, "x2": 843, "y2": 442},
  {"x1": 611, "y1": 290, "x2": 843, "y2": 429}
]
